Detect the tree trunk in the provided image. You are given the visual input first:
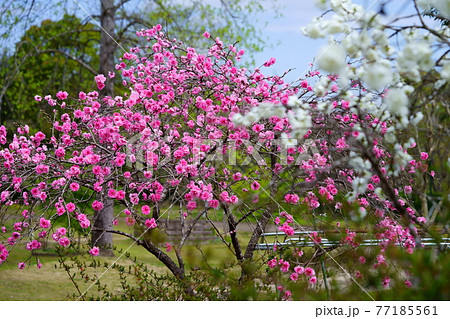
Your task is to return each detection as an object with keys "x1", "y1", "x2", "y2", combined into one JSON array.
[
  {"x1": 99, "y1": 0, "x2": 116, "y2": 97},
  {"x1": 91, "y1": 193, "x2": 115, "y2": 256},
  {"x1": 91, "y1": 0, "x2": 116, "y2": 256}
]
